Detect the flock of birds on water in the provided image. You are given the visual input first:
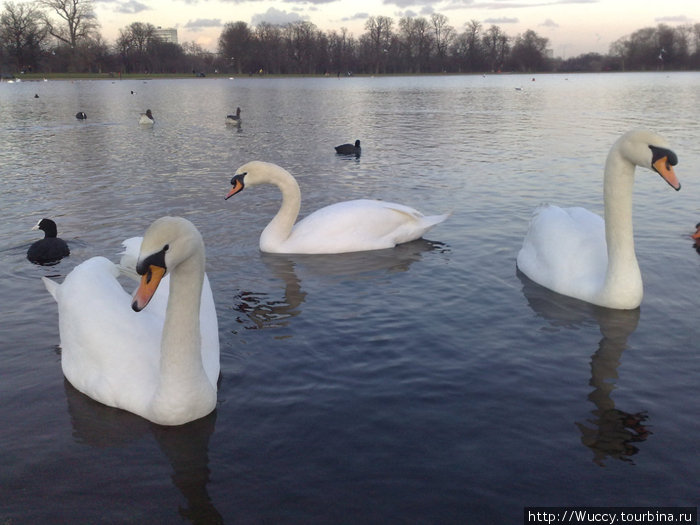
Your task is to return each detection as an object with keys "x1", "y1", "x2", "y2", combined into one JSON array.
[
  {"x1": 24, "y1": 124, "x2": 685, "y2": 426},
  {"x1": 74, "y1": 107, "x2": 154, "y2": 125}
]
